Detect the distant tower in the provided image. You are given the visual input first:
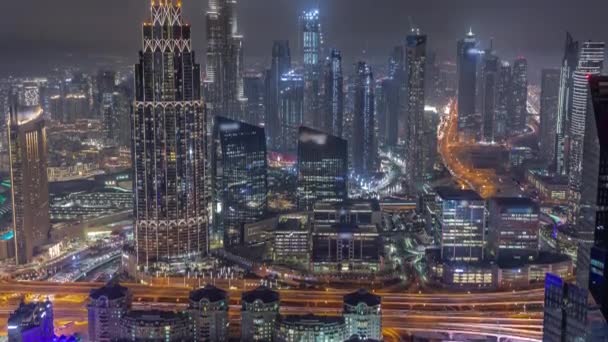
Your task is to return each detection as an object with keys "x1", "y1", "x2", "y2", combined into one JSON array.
[
  {"x1": 301, "y1": 9, "x2": 323, "y2": 129},
  {"x1": 265, "y1": 40, "x2": 292, "y2": 150},
  {"x1": 323, "y1": 49, "x2": 344, "y2": 137},
  {"x1": 479, "y1": 49, "x2": 499, "y2": 143},
  {"x1": 509, "y1": 57, "x2": 528, "y2": 133},
  {"x1": 456, "y1": 29, "x2": 478, "y2": 140},
  {"x1": 352, "y1": 62, "x2": 376, "y2": 176},
  {"x1": 278, "y1": 70, "x2": 305, "y2": 152},
  {"x1": 8, "y1": 83, "x2": 50, "y2": 265},
  {"x1": 539, "y1": 69, "x2": 561, "y2": 165},
  {"x1": 132, "y1": 0, "x2": 208, "y2": 267},
  {"x1": 405, "y1": 28, "x2": 427, "y2": 192}
]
